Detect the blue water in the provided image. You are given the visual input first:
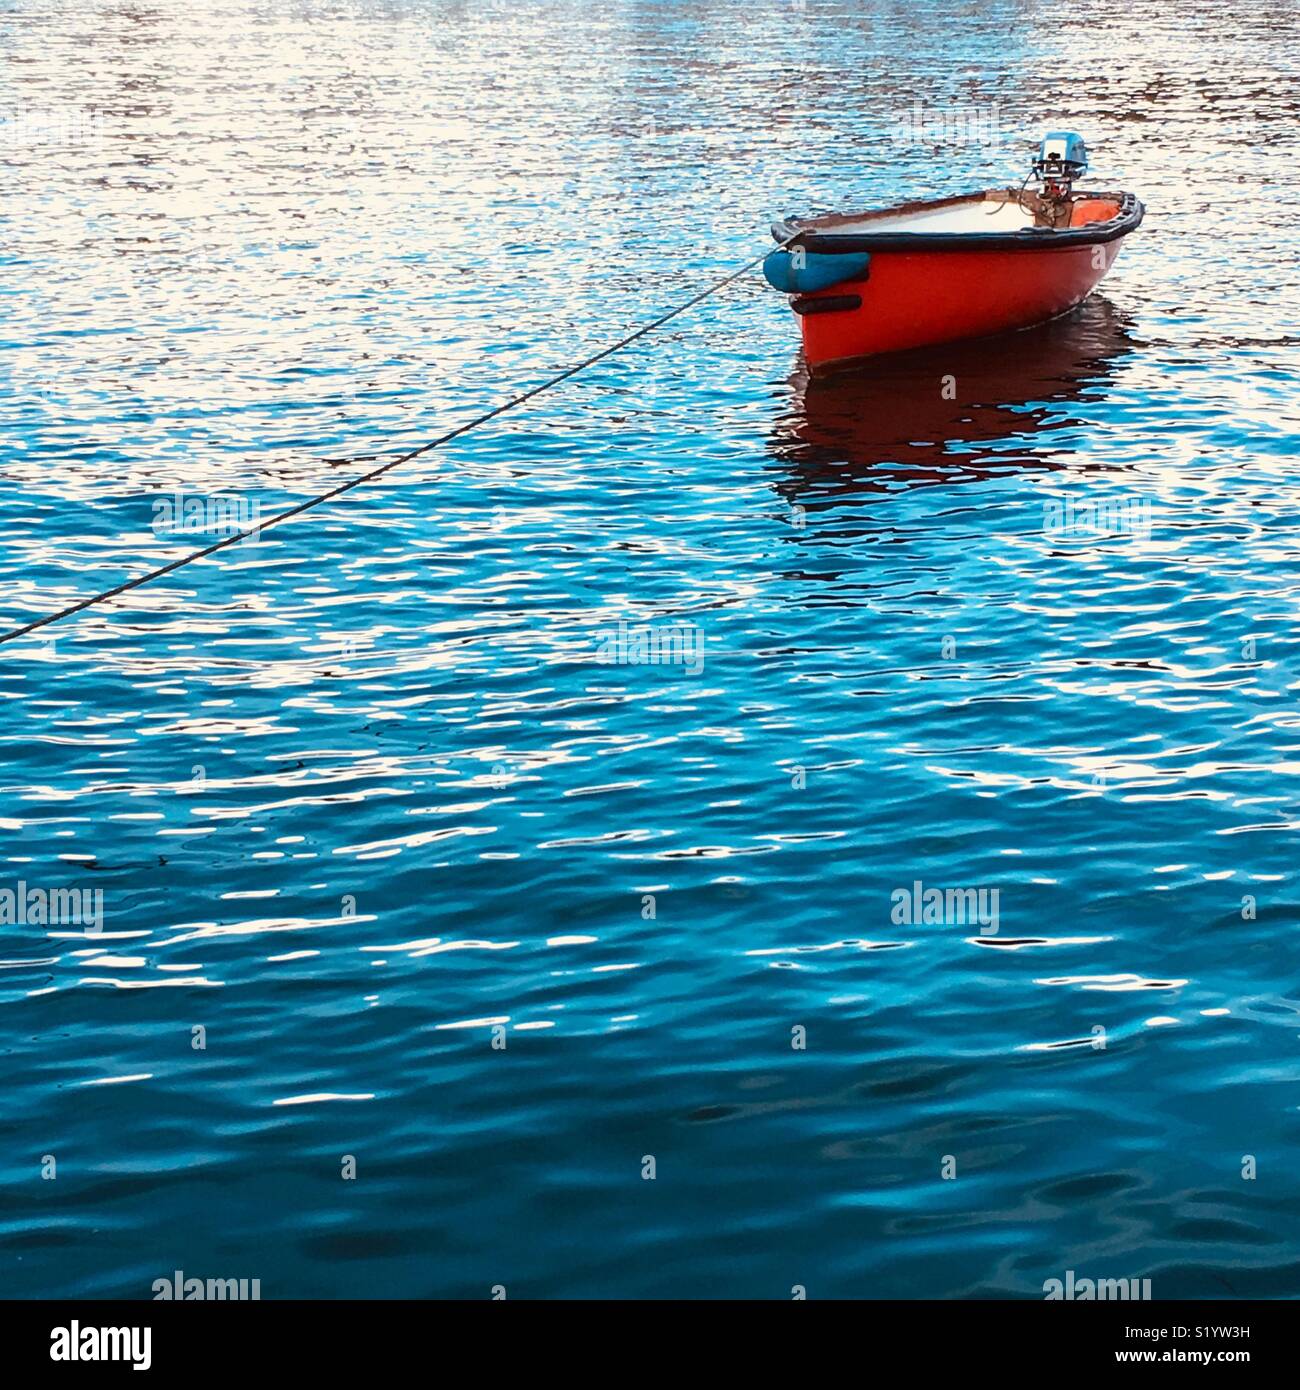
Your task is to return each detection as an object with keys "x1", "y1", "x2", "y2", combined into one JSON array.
[{"x1": 3, "y1": 0, "x2": 1300, "y2": 1299}]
